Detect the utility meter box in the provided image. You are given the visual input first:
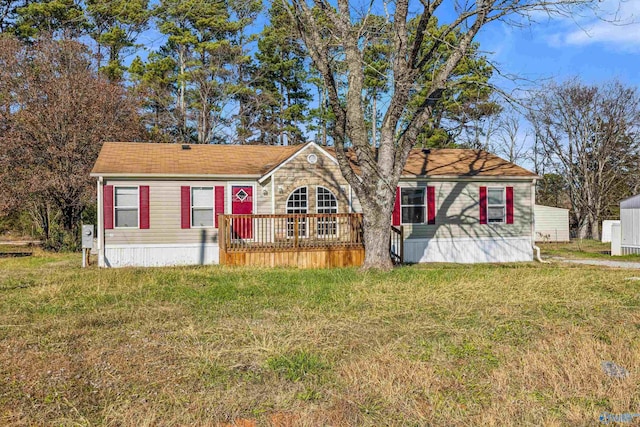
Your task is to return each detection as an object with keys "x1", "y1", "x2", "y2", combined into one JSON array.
[{"x1": 82, "y1": 225, "x2": 94, "y2": 249}]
